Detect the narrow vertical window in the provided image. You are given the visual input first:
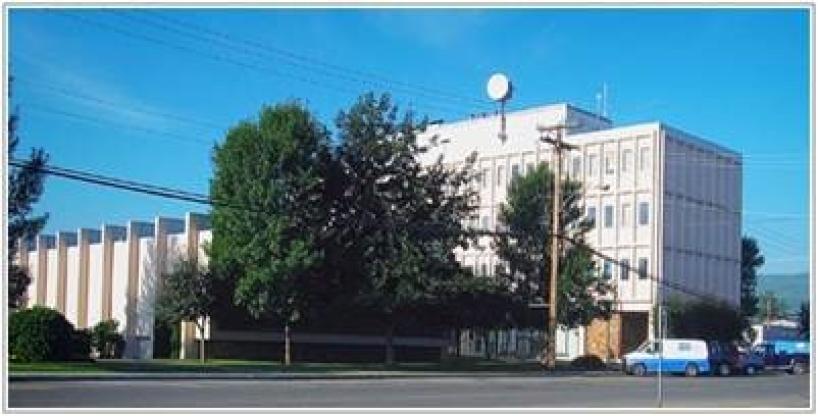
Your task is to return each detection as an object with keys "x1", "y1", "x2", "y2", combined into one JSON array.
[
  {"x1": 638, "y1": 258, "x2": 648, "y2": 279},
  {"x1": 621, "y1": 203, "x2": 631, "y2": 227},
  {"x1": 497, "y1": 166, "x2": 504, "y2": 186},
  {"x1": 622, "y1": 149, "x2": 632, "y2": 172},
  {"x1": 511, "y1": 164, "x2": 520, "y2": 180},
  {"x1": 604, "y1": 205, "x2": 614, "y2": 228},
  {"x1": 572, "y1": 156, "x2": 582, "y2": 178},
  {"x1": 526, "y1": 163, "x2": 534, "y2": 174},
  {"x1": 620, "y1": 259, "x2": 630, "y2": 280},
  {"x1": 603, "y1": 261, "x2": 613, "y2": 280},
  {"x1": 587, "y1": 206, "x2": 597, "y2": 228},
  {"x1": 588, "y1": 154, "x2": 598, "y2": 176},
  {"x1": 639, "y1": 202, "x2": 650, "y2": 225},
  {"x1": 605, "y1": 151, "x2": 615, "y2": 174},
  {"x1": 481, "y1": 168, "x2": 489, "y2": 189},
  {"x1": 639, "y1": 146, "x2": 650, "y2": 171}
]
